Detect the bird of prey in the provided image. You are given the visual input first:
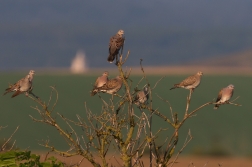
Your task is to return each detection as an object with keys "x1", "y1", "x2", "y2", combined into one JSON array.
[
  {"x1": 3, "y1": 70, "x2": 35, "y2": 98},
  {"x1": 134, "y1": 86, "x2": 149, "y2": 105},
  {"x1": 214, "y1": 84, "x2": 234, "y2": 109},
  {"x1": 98, "y1": 76, "x2": 123, "y2": 95},
  {"x1": 107, "y1": 30, "x2": 125, "y2": 63},
  {"x1": 170, "y1": 71, "x2": 203, "y2": 92},
  {"x1": 90, "y1": 71, "x2": 109, "y2": 96}
]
